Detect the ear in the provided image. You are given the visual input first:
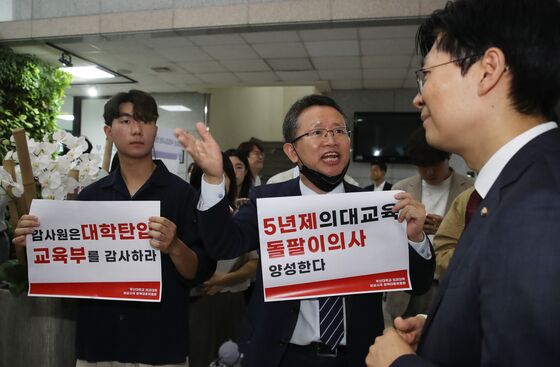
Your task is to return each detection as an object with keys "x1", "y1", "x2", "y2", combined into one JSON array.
[
  {"x1": 104, "y1": 125, "x2": 112, "y2": 139},
  {"x1": 478, "y1": 47, "x2": 509, "y2": 96},
  {"x1": 283, "y1": 143, "x2": 299, "y2": 164}
]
